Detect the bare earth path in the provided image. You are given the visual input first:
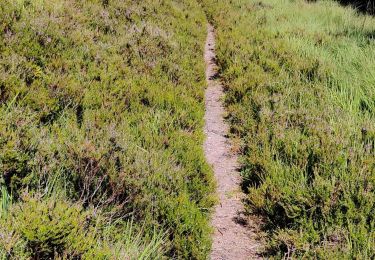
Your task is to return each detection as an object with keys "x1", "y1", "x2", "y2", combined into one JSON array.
[{"x1": 204, "y1": 24, "x2": 262, "y2": 260}]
